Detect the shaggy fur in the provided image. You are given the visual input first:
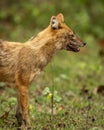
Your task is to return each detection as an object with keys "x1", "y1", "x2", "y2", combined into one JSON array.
[{"x1": 0, "y1": 13, "x2": 86, "y2": 129}]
